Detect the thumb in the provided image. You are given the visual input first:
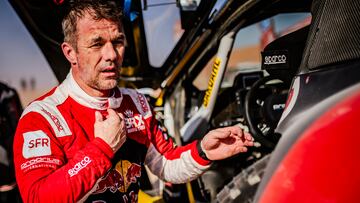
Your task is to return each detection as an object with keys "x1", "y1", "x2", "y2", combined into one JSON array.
[
  {"x1": 107, "y1": 108, "x2": 117, "y2": 117},
  {"x1": 95, "y1": 111, "x2": 103, "y2": 122},
  {"x1": 118, "y1": 112, "x2": 124, "y2": 120}
]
